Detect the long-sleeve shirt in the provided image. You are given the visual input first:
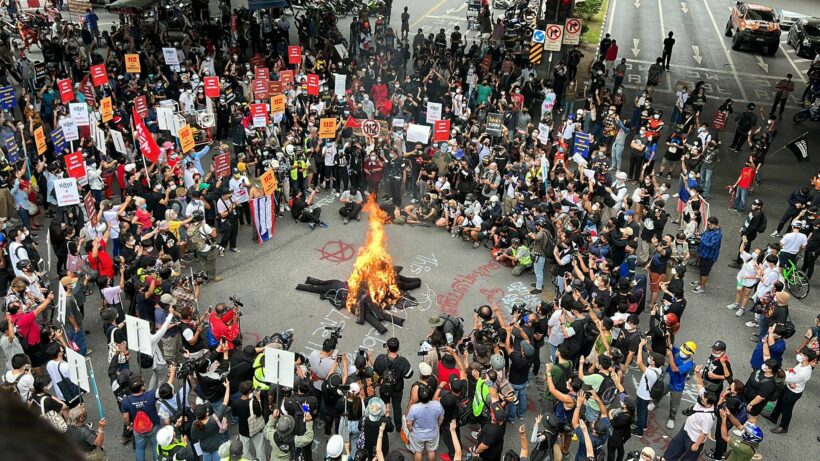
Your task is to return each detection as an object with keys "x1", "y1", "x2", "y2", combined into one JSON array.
[
  {"x1": 697, "y1": 227, "x2": 722, "y2": 261},
  {"x1": 265, "y1": 417, "x2": 313, "y2": 461},
  {"x1": 185, "y1": 145, "x2": 211, "y2": 176},
  {"x1": 150, "y1": 315, "x2": 172, "y2": 367}
]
